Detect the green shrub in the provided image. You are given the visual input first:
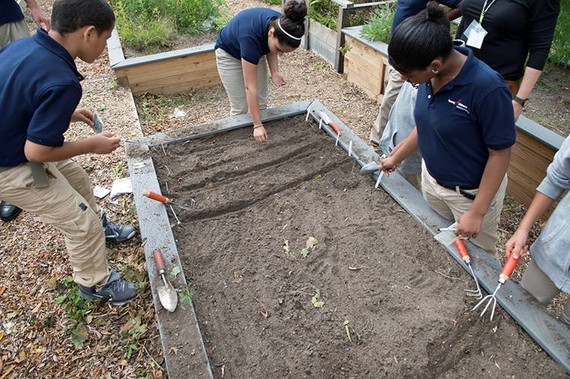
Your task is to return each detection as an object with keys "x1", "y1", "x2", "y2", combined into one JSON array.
[
  {"x1": 309, "y1": 0, "x2": 376, "y2": 30},
  {"x1": 361, "y1": 3, "x2": 395, "y2": 43},
  {"x1": 111, "y1": 0, "x2": 226, "y2": 50},
  {"x1": 549, "y1": 0, "x2": 570, "y2": 66}
]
